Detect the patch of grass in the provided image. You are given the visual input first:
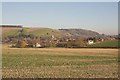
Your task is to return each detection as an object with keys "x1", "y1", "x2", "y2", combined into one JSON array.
[
  {"x1": 88, "y1": 40, "x2": 120, "y2": 48},
  {"x1": 28, "y1": 28, "x2": 54, "y2": 36},
  {"x1": 2, "y1": 28, "x2": 21, "y2": 37}
]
